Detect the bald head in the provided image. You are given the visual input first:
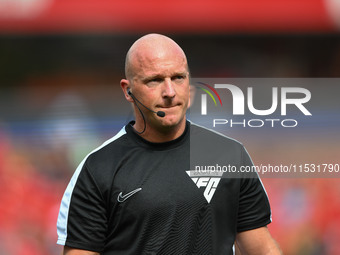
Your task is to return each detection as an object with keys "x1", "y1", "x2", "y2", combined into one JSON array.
[{"x1": 125, "y1": 34, "x2": 188, "y2": 81}]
